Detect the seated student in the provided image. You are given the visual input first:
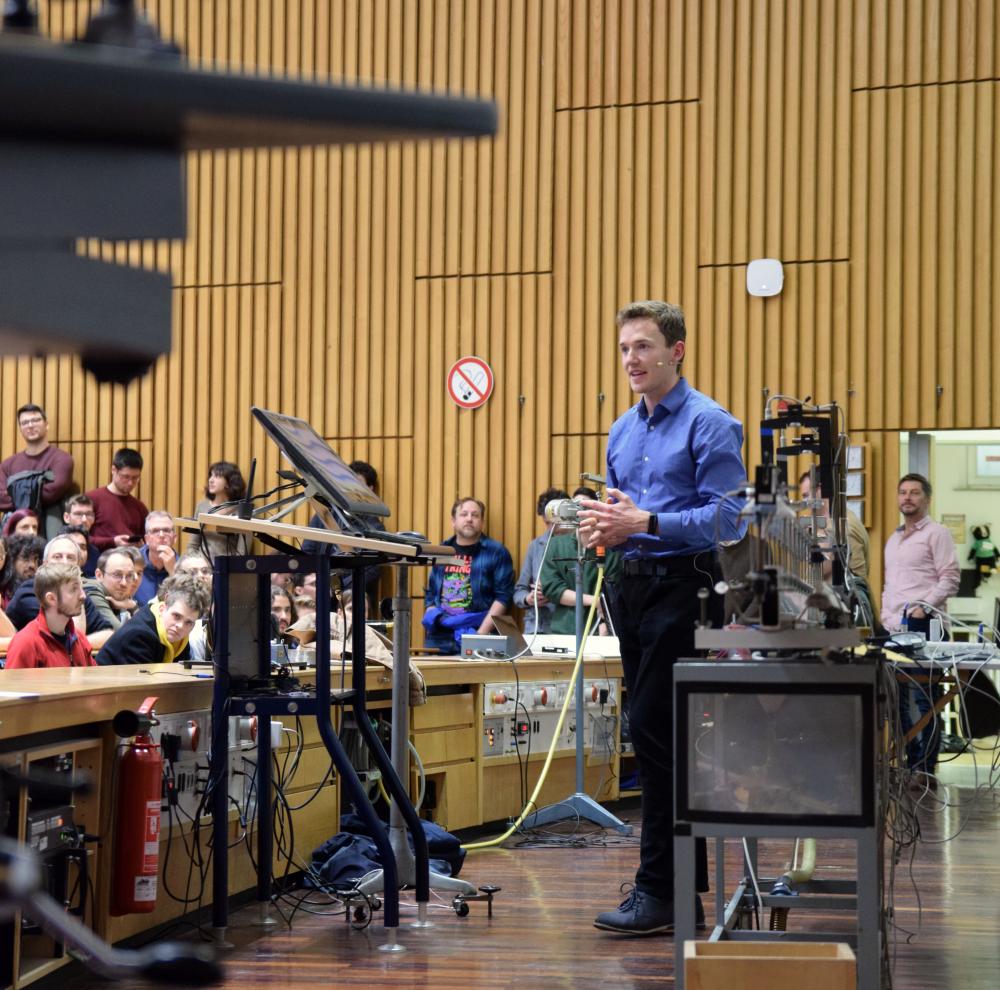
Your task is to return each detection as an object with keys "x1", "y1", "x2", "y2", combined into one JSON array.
[
  {"x1": 538, "y1": 519, "x2": 623, "y2": 636},
  {"x1": 4, "y1": 563, "x2": 95, "y2": 669},
  {"x1": 97, "y1": 574, "x2": 211, "y2": 666},
  {"x1": 5, "y1": 536, "x2": 114, "y2": 649},
  {"x1": 0, "y1": 536, "x2": 13, "y2": 610},
  {"x1": 63, "y1": 494, "x2": 101, "y2": 577},
  {"x1": 271, "y1": 584, "x2": 295, "y2": 635},
  {"x1": 422, "y1": 497, "x2": 515, "y2": 653},
  {"x1": 135, "y1": 510, "x2": 178, "y2": 606},
  {"x1": 513, "y1": 487, "x2": 569, "y2": 634},
  {"x1": 1, "y1": 534, "x2": 46, "y2": 610},
  {"x1": 85, "y1": 547, "x2": 139, "y2": 630},
  {"x1": 175, "y1": 551, "x2": 214, "y2": 661},
  {"x1": 2, "y1": 509, "x2": 39, "y2": 539}
]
